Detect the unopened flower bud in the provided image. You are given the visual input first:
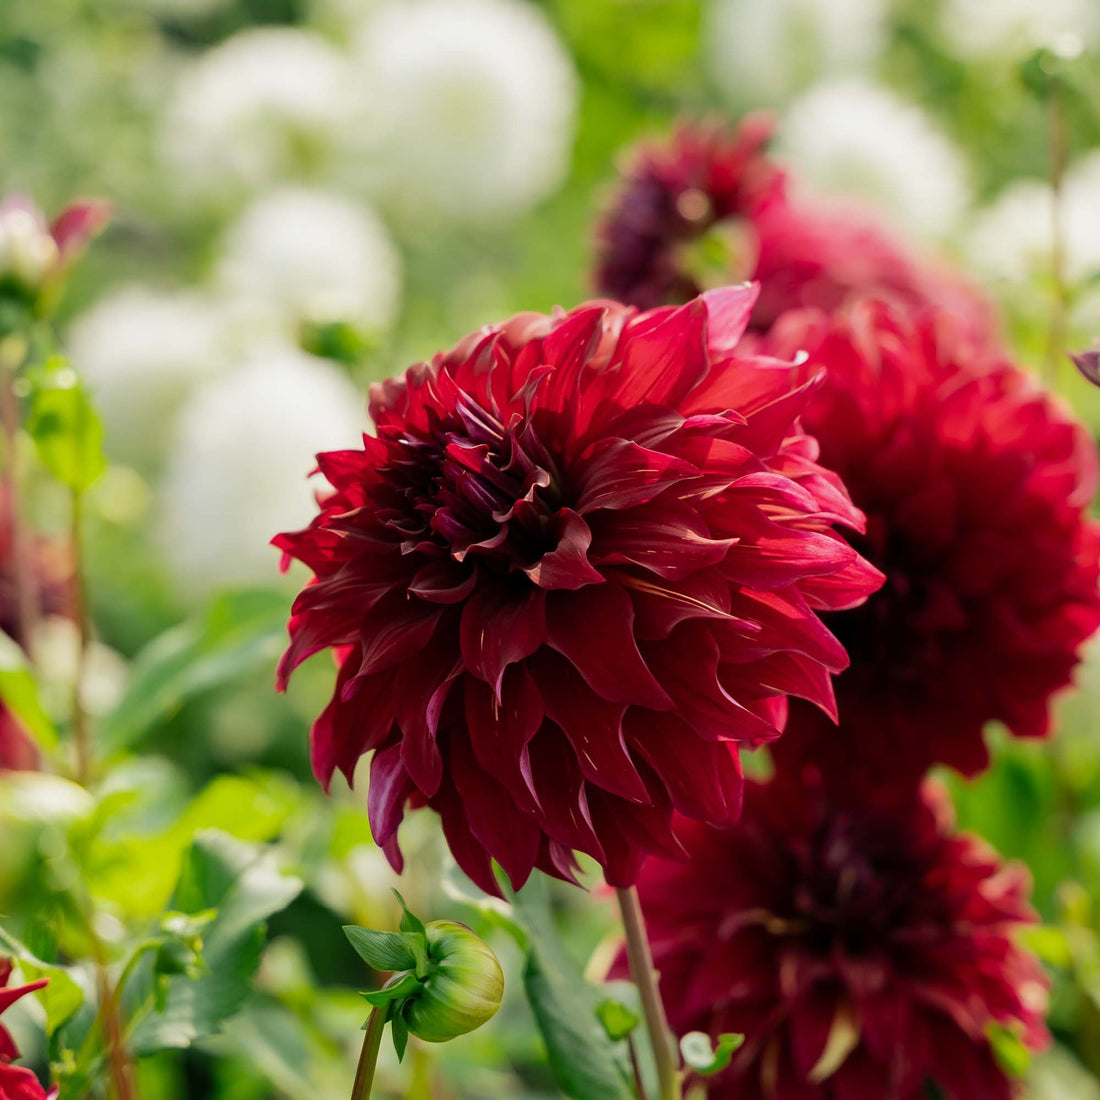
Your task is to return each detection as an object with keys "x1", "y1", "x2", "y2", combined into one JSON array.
[
  {"x1": 400, "y1": 919, "x2": 504, "y2": 1043},
  {"x1": 0, "y1": 207, "x2": 58, "y2": 295}
]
